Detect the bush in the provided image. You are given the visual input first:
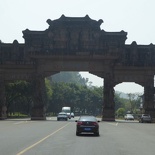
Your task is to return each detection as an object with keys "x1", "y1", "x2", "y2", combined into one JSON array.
[{"x1": 116, "y1": 108, "x2": 125, "y2": 118}]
